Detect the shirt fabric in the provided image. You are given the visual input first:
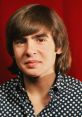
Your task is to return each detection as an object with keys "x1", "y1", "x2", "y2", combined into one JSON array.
[{"x1": 0, "y1": 72, "x2": 82, "y2": 117}]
